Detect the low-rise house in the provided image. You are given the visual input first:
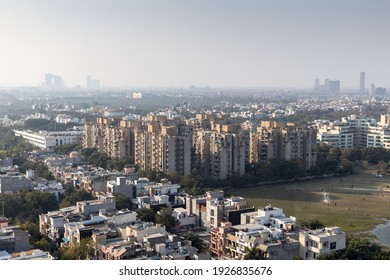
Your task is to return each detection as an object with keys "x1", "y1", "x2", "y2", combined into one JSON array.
[
  {"x1": 76, "y1": 194, "x2": 116, "y2": 217},
  {"x1": 96, "y1": 242, "x2": 146, "y2": 260},
  {"x1": 0, "y1": 249, "x2": 54, "y2": 260},
  {"x1": 225, "y1": 223, "x2": 285, "y2": 259},
  {"x1": 172, "y1": 207, "x2": 196, "y2": 231},
  {"x1": 0, "y1": 226, "x2": 31, "y2": 253},
  {"x1": 241, "y1": 204, "x2": 297, "y2": 232},
  {"x1": 0, "y1": 175, "x2": 32, "y2": 193},
  {"x1": 107, "y1": 177, "x2": 136, "y2": 198},
  {"x1": 299, "y1": 226, "x2": 346, "y2": 259},
  {"x1": 33, "y1": 182, "x2": 65, "y2": 200},
  {"x1": 156, "y1": 240, "x2": 198, "y2": 260}
]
